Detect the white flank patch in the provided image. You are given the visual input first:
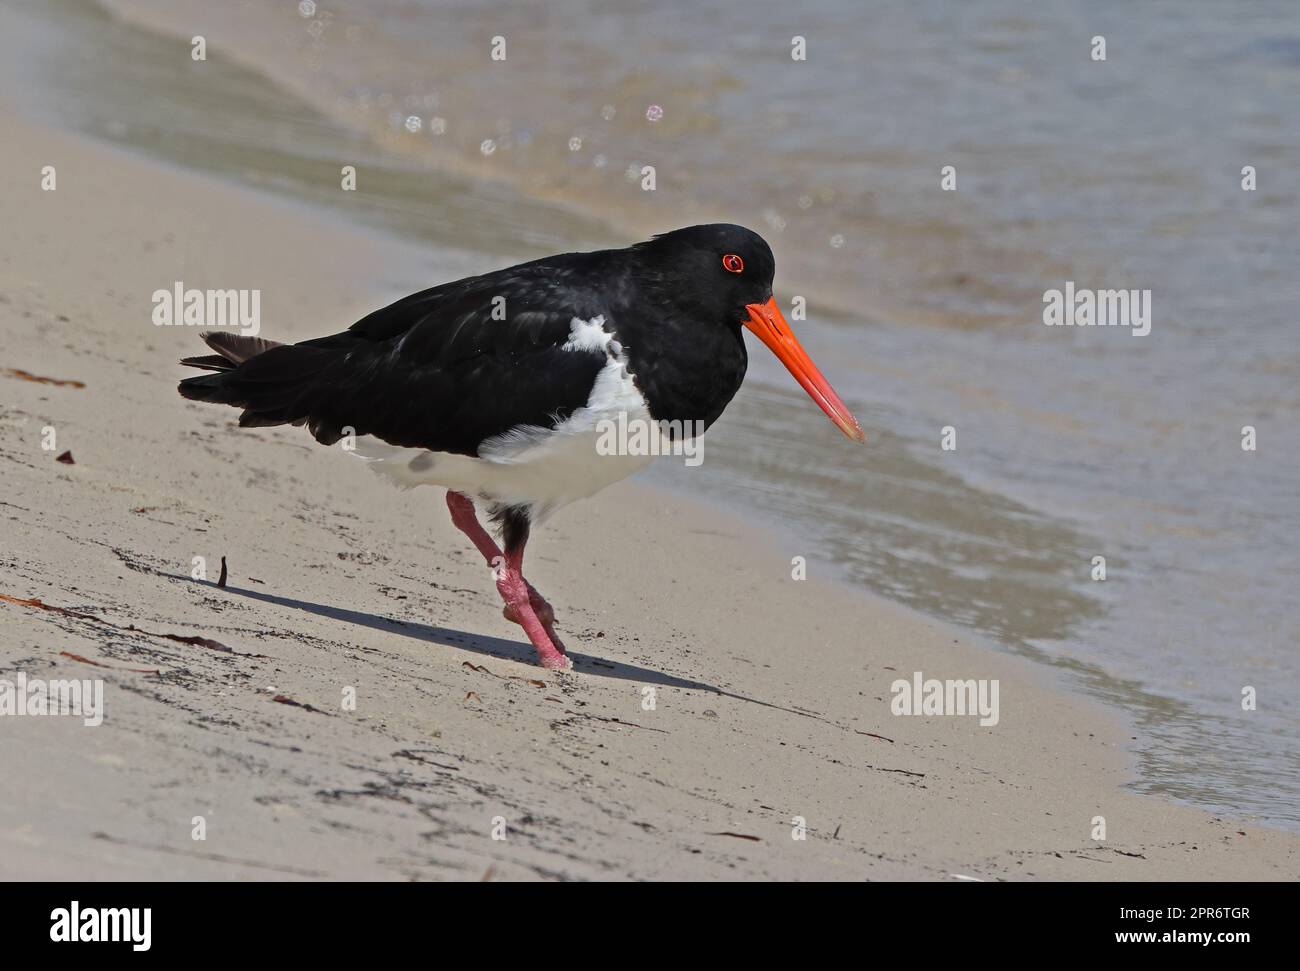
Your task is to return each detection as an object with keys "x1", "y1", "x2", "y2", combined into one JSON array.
[
  {"x1": 346, "y1": 315, "x2": 654, "y2": 522},
  {"x1": 561, "y1": 314, "x2": 610, "y2": 353}
]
